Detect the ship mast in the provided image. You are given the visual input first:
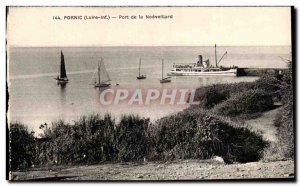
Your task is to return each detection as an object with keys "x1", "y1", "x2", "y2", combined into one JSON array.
[
  {"x1": 139, "y1": 58, "x2": 141, "y2": 77},
  {"x1": 162, "y1": 59, "x2": 164, "y2": 80},
  {"x1": 215, "y1": 44, "x2": 218, "y2": 67},
  {"x1": 98, "y1": 58, "x2": 101, "y2": 84}
]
